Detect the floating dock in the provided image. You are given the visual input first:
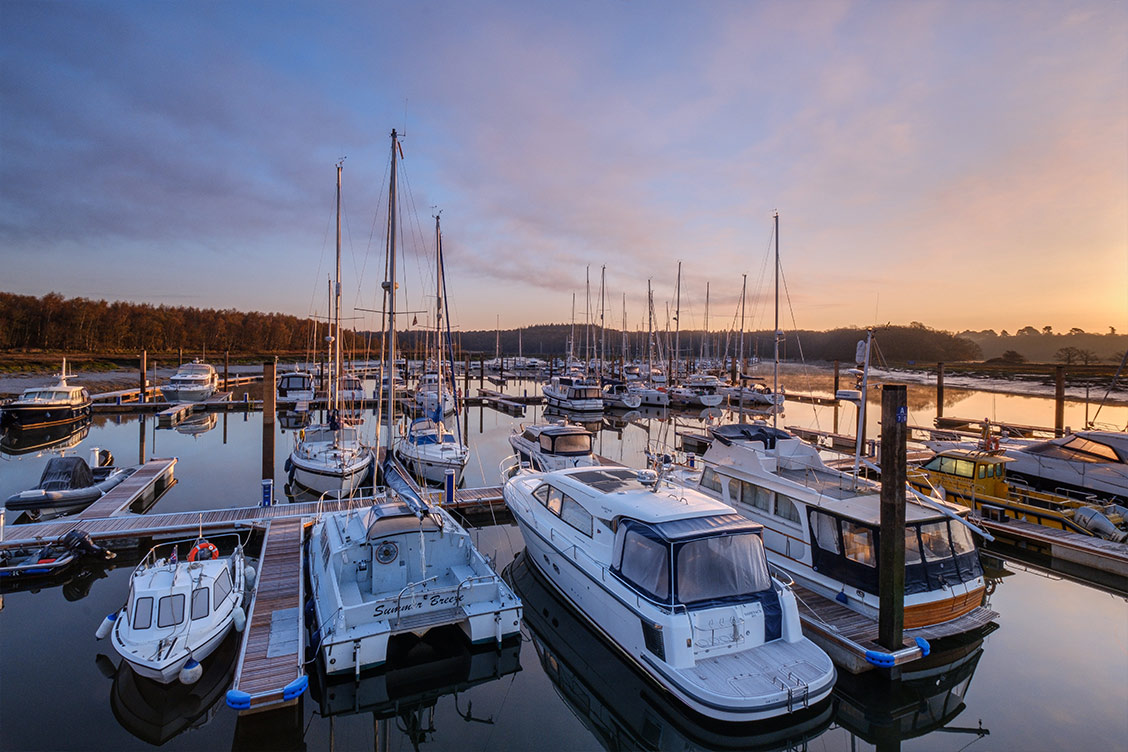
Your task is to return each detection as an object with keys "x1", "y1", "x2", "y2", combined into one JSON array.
[
  {"x1": 791, "y1": 583, "x2": 999, "y2": 675},
  {"x1": 227, "y1": 517, "x2": 308, "y2": 714},
  {"x1": 74, "y1": 458, "x2": 177, "y2": 519},
  {"x1": 978, "y1": 515, "x2": 1128, "y2": 580}
]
